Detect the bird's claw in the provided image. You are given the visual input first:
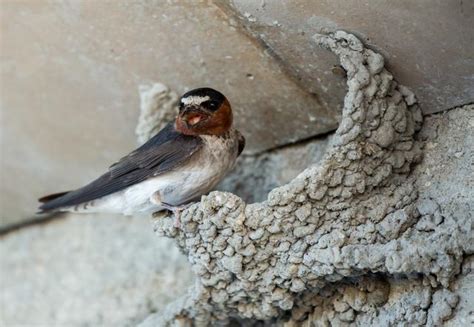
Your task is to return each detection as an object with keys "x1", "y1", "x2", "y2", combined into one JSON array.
[{"x1": 161, "y1": 202, "x2": 193, "y2": 228}]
